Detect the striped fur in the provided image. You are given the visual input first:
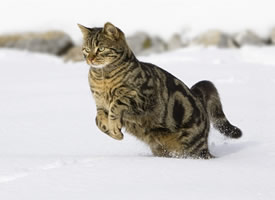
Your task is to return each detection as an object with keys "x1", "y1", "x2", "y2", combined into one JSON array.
[{"x1": 78, "y1": 22, "x2": 242, "y2": 159}]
